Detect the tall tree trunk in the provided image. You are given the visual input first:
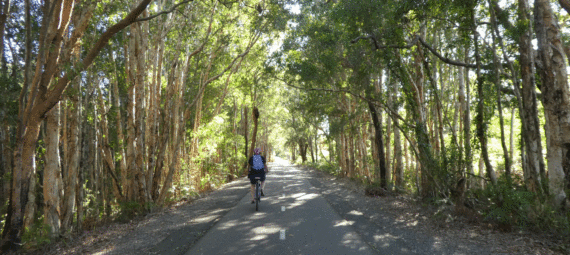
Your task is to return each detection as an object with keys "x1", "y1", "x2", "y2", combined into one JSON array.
[
  {"x1": 61, "y1": 80, "x2": 81, "y2": 233},
  {"x1": 349, "y1": 131, "x2": 356, "y2": 177},
  {"x1": 43, "y1": 103, "x2": 61, "y2": 238},
  {"x1": 0, "y1": 121, "x2": 10, "y2": 215},
  {"x1": 299, "y1": 138, "x2": 308, "y2": 163},
  {"x1": 0, "y1": 0, "x2": 11, "y2": 64},
  {"x1": 151, "y1": 61, "x2": 181, "y2": 200},
  {"x1": 111, "y1": 52, "x2": 128, "y2": 202},
  {"x1": 489, "y1": 0, "x2": 511, "y2": 180},
  {"x1": 458, "y1": 50, "x2": 474, "y2": 189},
  {"x1": 133, "y1": 21, "x2": 148, "y2": 205},
  {"x1": 309, "y1": 136, "x2": 315, "y2": 163},
  {"x1": 403, "y1": 34, "x2": 438, "y2": 198},
  {"x1": 249, "y1": 107, "x2": 260, "y2": 161},
  {"x1": 385, "y1": 107, "x2": 392, "y2": 185},
  {"x1": 97, "y1": 88, "x2": 124, "y2": 201},
  {"x1": 126, "y1": 27, "x2": 138, "y2": 201},
  {"x1": 391, "y1": 81, "x2": 403, "y2": 189},
  {"x1": 474, "y1": 11, "x2": 497, "y2": 185},
  {"x1": 368, "y1": 101, "x2": 388, "y2": 188},
  {"x1": 243, "y1": 106, "x2": 249, "y2": 172},
  {"x1": 516, "y1": 0, "x2": 546, "y2": 194},
  {"x1": 509, "y1": 107, "x2": 515, "y2": 170},
  {"x1": 534, "y1": 0, "x2": 570, "y2": 207}
]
